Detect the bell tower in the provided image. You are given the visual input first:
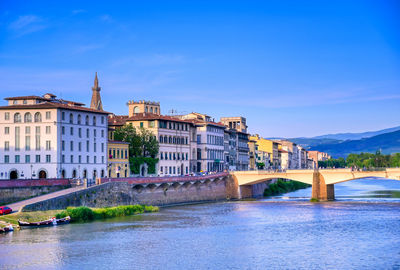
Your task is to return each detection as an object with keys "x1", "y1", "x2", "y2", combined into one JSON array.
[{"x1": 90, "y1": 72, "x2": 103, "y2": 111}]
